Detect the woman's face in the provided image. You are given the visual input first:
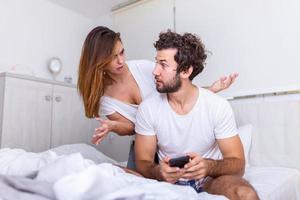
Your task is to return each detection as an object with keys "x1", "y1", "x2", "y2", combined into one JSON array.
[{"x1": 106, "y1": 40, "x2": 126, "y2": 75}]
